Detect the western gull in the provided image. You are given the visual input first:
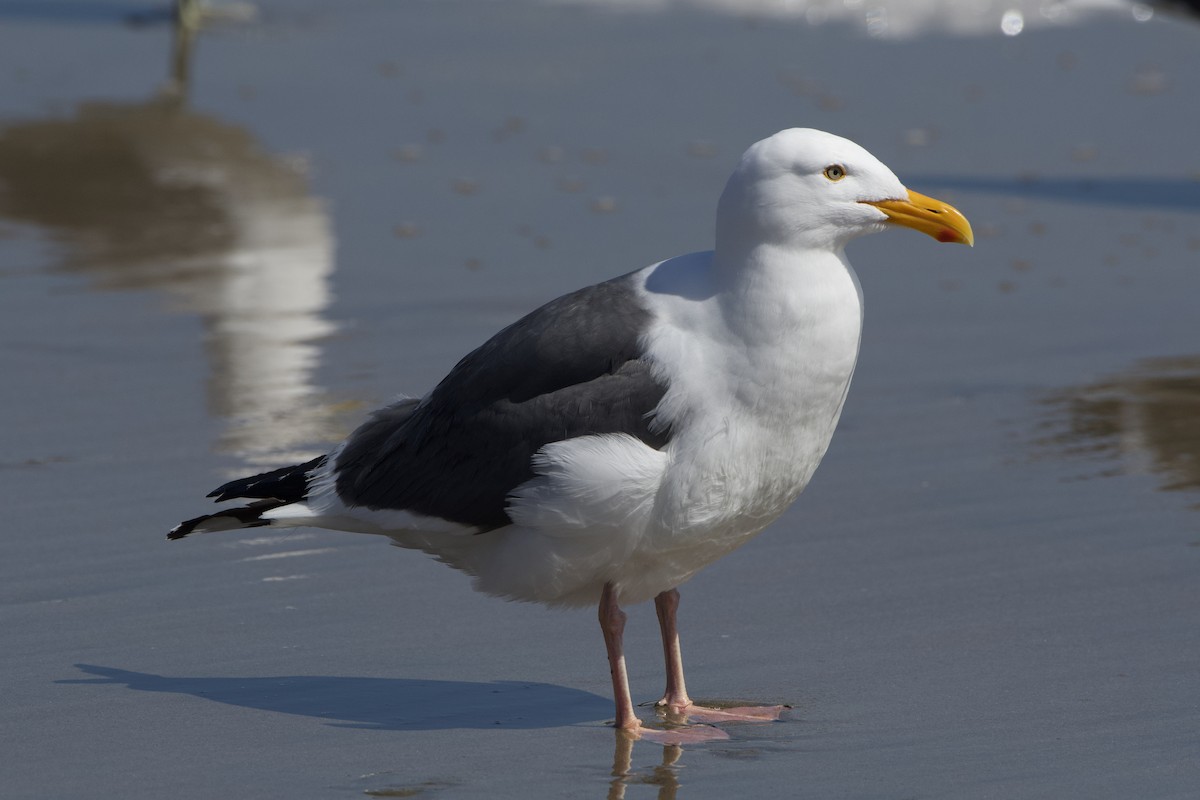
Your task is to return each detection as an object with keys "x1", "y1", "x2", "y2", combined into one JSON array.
[{"x1": 170, "y1": 128, "x2": 973, "y2": 743}]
